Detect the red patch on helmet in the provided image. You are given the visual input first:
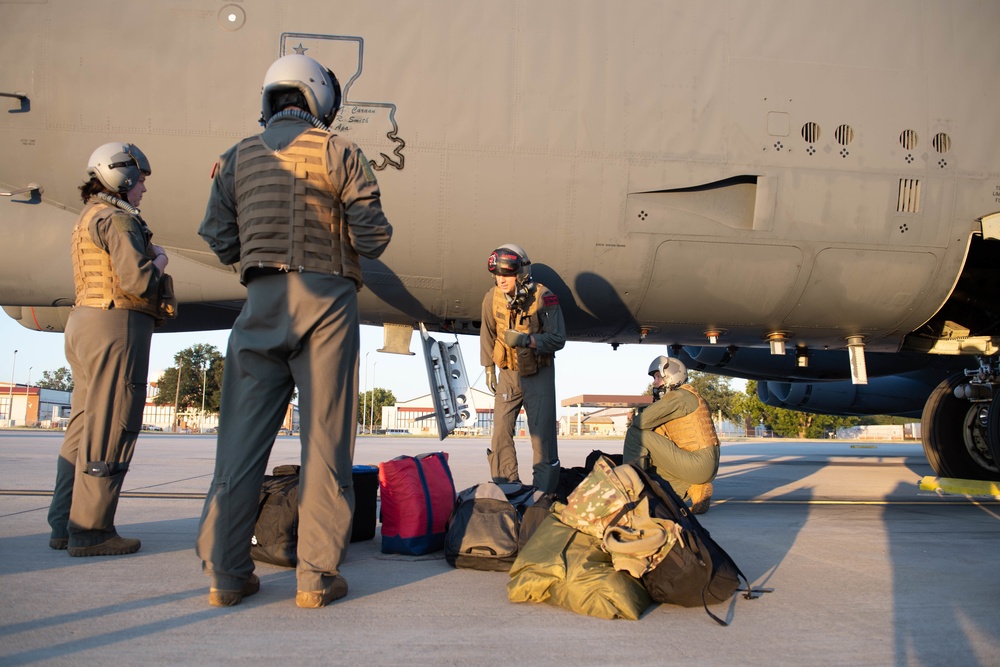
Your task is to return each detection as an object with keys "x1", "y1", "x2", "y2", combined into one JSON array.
[{"x1": 543, "y1": 294, "x2": 559, "y2": 307}]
